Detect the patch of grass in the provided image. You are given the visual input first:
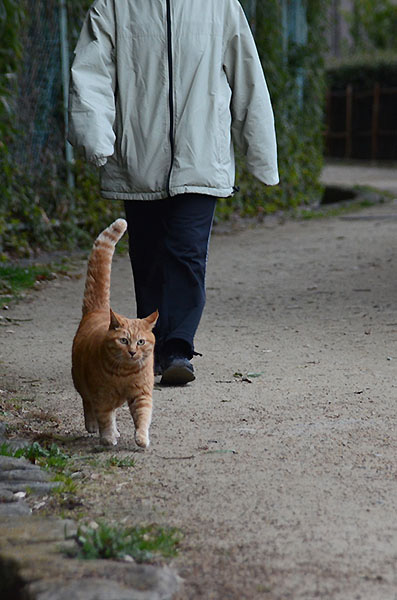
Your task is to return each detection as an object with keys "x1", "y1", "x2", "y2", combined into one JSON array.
[
  {"x1": 0, "y1": 264, "x2": 54, "y2": 306},
  {"x1": 67, "y1": 521, "x2": 182, "y2": 563},
  {"x1": 295, "y1": 192, "x2": 390, "y2": 220},
  {"x1": 296, "y1": 203, "x2": 361, "y2": 220},
  {"x1": 104, "y1": 455, "x2": 136, "y2": 469},
  {"x1": 0, "y1": 258, "x2": 77, "y2": 308},
  {"x1": 51, "y1": 473, "x2": 78, "y2": 495},
  {"x1": 0, "y1": 440, "x2": 71, "y2": 471},
  {"x1": 1, "y1": 440, "x2": 30, "y2": 459},
  {"x1": 0, "y1": 440, "x2": 84, "y2": 511},
  {"x1": 0, "y1": 398, "x2": 23, "y2": 413}
]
